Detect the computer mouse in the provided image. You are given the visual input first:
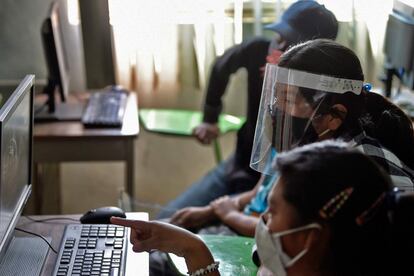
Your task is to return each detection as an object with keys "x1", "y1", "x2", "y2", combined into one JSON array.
[{"x1": 80, "y1": 206, "x2": 126, "y2": 224}]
